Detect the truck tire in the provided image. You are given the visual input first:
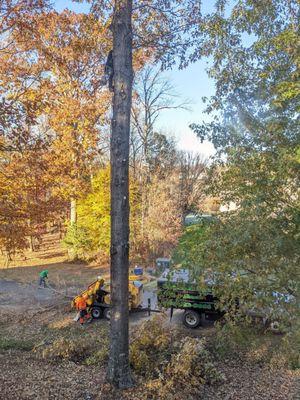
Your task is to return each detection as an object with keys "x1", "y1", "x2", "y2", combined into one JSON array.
[
  {"x1": 103, "y1": 307, "x2": 111, "y2": 320},
  {"x1": 183, "y1": 309, "x2": 201, "y2": 328},
  {"x1": 270, "y1": 320, "x2": 281, "y2": 333},
  {"x1": 91, "y1": 307, "x2": 103, "y2": 319}
]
